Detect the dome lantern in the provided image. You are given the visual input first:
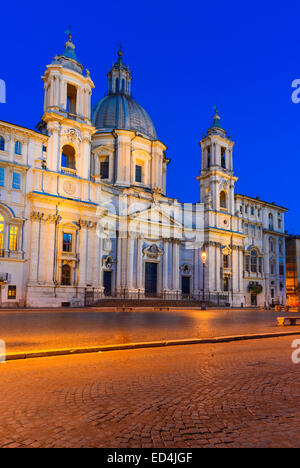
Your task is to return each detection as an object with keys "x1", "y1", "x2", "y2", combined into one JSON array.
[
  {"x1": 107, "y1": 46, "x2": 132, "y2": 96},
  {"x1": 92, "y1": 48, "x2": 157, "y2": 140}
]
